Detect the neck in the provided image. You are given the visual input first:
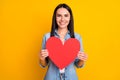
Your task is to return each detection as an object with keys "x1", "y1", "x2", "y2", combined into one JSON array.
[
  {"x1": 57, "y1": 28, "x2": 68, "y2": 43},
  {"x1": 57, "y1": 28, "x2": 68, "y2": 35}
]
